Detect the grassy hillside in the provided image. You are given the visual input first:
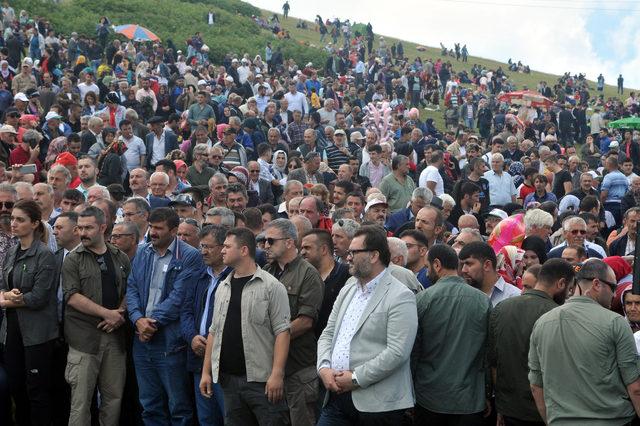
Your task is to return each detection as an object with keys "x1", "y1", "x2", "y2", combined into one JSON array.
[{"x1": 14, "y1": 0, "x2": 627, "y2": 127}]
